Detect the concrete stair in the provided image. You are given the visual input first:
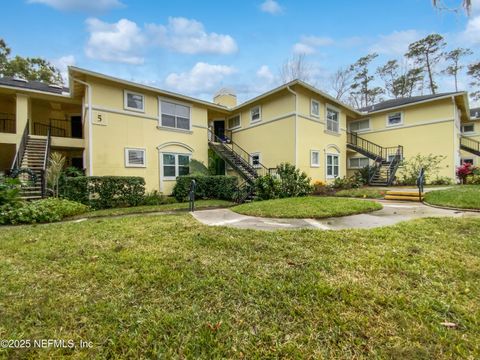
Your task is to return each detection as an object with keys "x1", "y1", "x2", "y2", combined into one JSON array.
[
  {"x1": 17, "y1": 135, "x2": 48, "y2": 200},
  {"x1": 384, "y1": 190, "x2": 424, "y2": 202}
]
